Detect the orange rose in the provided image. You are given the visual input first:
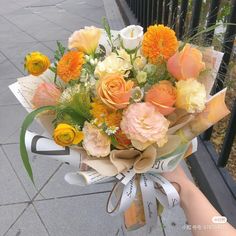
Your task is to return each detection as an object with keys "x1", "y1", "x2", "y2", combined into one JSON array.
[
  {"x1": 145, "y1": 80, "x2": 176, "y2": 115},
  {"x1": 97, "y1": 74, "x2": 134, "y2": 110},
  {"x1": 167, "y1": 44, "x2": 205, "y2": 80}
]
